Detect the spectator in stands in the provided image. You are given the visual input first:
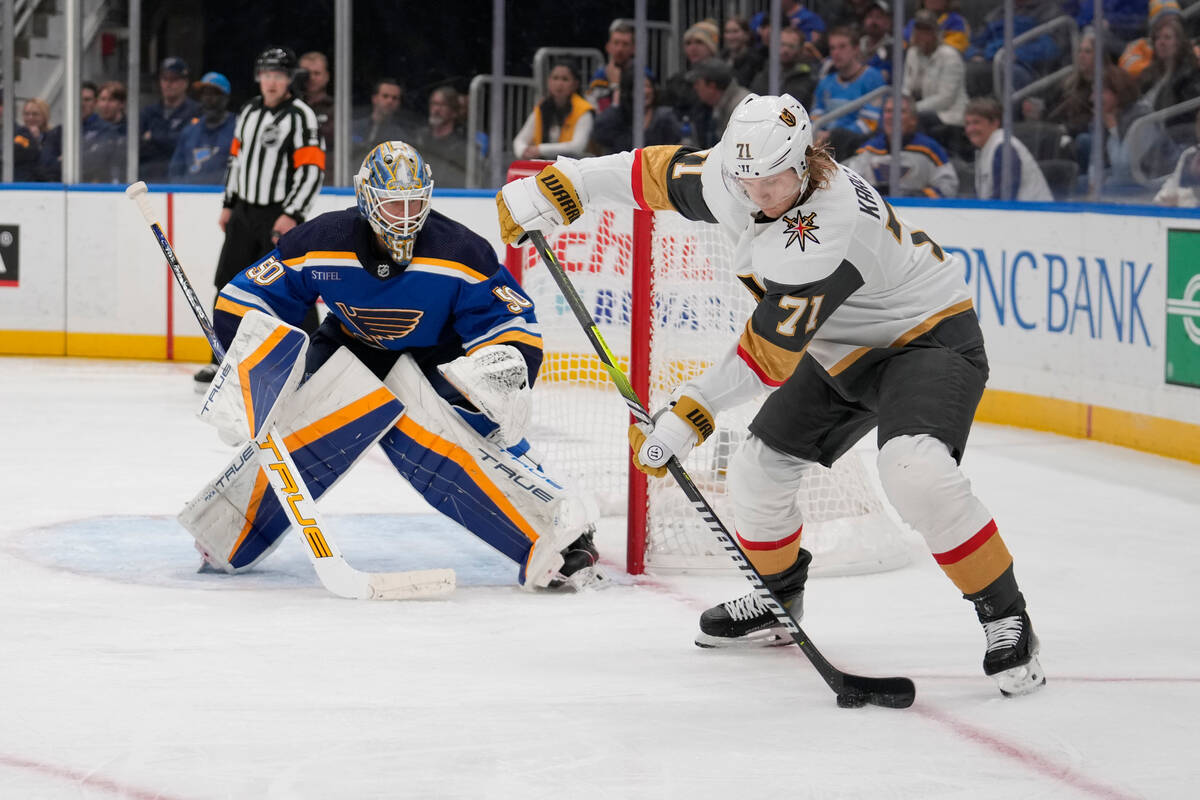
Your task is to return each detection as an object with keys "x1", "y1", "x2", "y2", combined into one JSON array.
[
  {"x1": 514, "y1": 63, "x2": 595, "y2": 160},
  {"x1": 16, "y1": 98, "x2": 56, "y2": 182},
  {"x1": 749, "y1": 25, "x2": 818, "y2": 106},
  {"x1": 688, "y1": 58, "x2": 749, "y2": 149},
  {"x1": 902, "y1": 0, "x2": 971, "y2": 54},
  {"x1": 1137, "y1": 11, "x2": 1200, "y2": 145},
  {"x1": 1154, "y1": 111, "x2": 1200, "y2": 205},
  {"x1": 663, "y1": 19, "x2": 721, "y2": 120},
  {"x1": 415, "y1": 85, "x2": 468, "y2": 188},
  {"x1": 350, "y1": 78, "x2": 413, "y2": 167},
  {"x1": 139, "y1": 57, "x2": 202, "y2": 182},
  {"x1": 828, "y1": 0, "x2": 875, "y2": 28},
  {"x1": 1121, "y1": 1, "x2": 1180, "y2": 80},
  {"x1": 965, "y1": 0, "x2": 1062, "y2": 94},
  {"x1": 903, "y1": 9, "x2": 969, "y2": 144},
  {"x1": 298, "y1": 52, "x2": 334, "y2": 156},
  {"x1": 1084, "y1": 75, "x2": 1142, "y2": 193},
  {"x1": 587, "y1": 20, "x2": 636, "y2": 114},
  {"x1": 1048, "y1": 27, "x2": 1140, "y2": 172},
  {"x1": 811, "y1": 25, "x2": 886, "y2": 159},
  {"x1": 963, "y1": 97, "x2": 1053, "y2": 201},
  {"x1": 590, "y1": 68, "x2": 683, "y2": 154},
  {"x1": 81, "y1": 81, "x2": 102, "y2": 133},
  {"x1": 82, "y1": 81, "x2": 128, "y2": 184},
  {"x1": 168, "y1": 72, "x2": 236, "y2": 185},
  {"x1": 723, "y1": 15, "x2": 765, "y2": 89},
  {"x1": 783, "y1": 0, "x2": 827, "y2": 46},
  {"x1": 845, "y1": 93, "x2": 959, "y2": 197},
  {"x1": 860, "y1": 1, "x2": 895, "y2": 84}
]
